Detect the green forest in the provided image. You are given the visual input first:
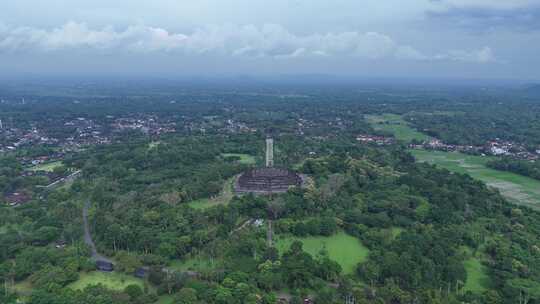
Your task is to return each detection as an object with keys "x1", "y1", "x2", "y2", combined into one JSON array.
[
  {"x1": 2, "y1": 134, "x2": 540, "y2": 304},
  {"x1": 1, "y1": 84, "x2": 540, "y2": 304}
]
